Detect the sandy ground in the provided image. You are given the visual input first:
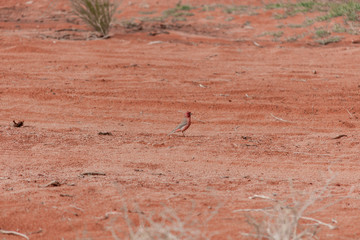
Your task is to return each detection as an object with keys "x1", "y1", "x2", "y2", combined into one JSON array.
[{"x1": 1, "y1": 0, "x2": 360, "y2": 239}]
